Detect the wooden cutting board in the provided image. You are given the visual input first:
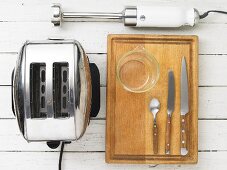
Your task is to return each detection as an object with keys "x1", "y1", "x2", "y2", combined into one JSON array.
[{"x1": 106, "y1": 34, "x2": 198, "y2": 164}]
